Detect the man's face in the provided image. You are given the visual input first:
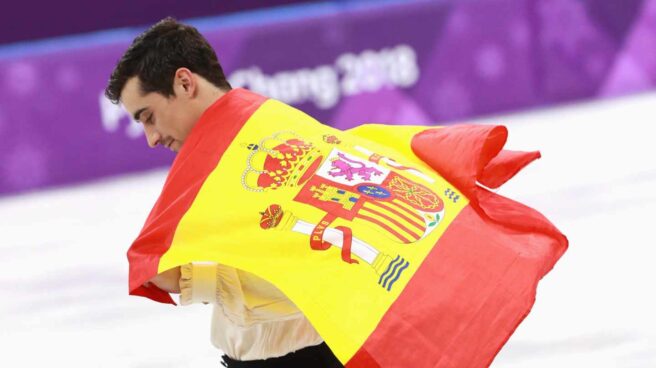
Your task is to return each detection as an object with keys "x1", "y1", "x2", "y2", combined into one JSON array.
[{"x1": 120, "y1": 76, "x2": 197, "y2": 153}]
